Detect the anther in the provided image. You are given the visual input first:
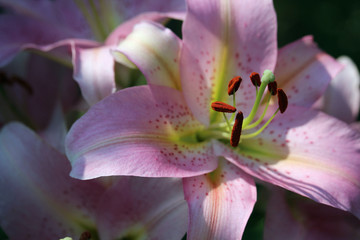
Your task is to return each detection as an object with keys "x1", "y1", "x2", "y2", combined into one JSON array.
[
  {"x1": 277, "y1": 88, "x2": 288, "y2": 113},
  {"x1": 211, "y1": 101, "x2": 236, "y2": 113},
  {"x1": 268, "y1": 81, "x2": 278, "y2": 95},
  {"x1": 79, "y1": 231, "x2": 91, "y2": 240},
  {"x1": 250, "y1": 72, "x2": 261, "y2": 87},
  {"x1": 230, "y1": 111, "x2": 244, "y2": 147},
  {"x1": 227, "y1": 76, "x2": 242, "y2": 95}
]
